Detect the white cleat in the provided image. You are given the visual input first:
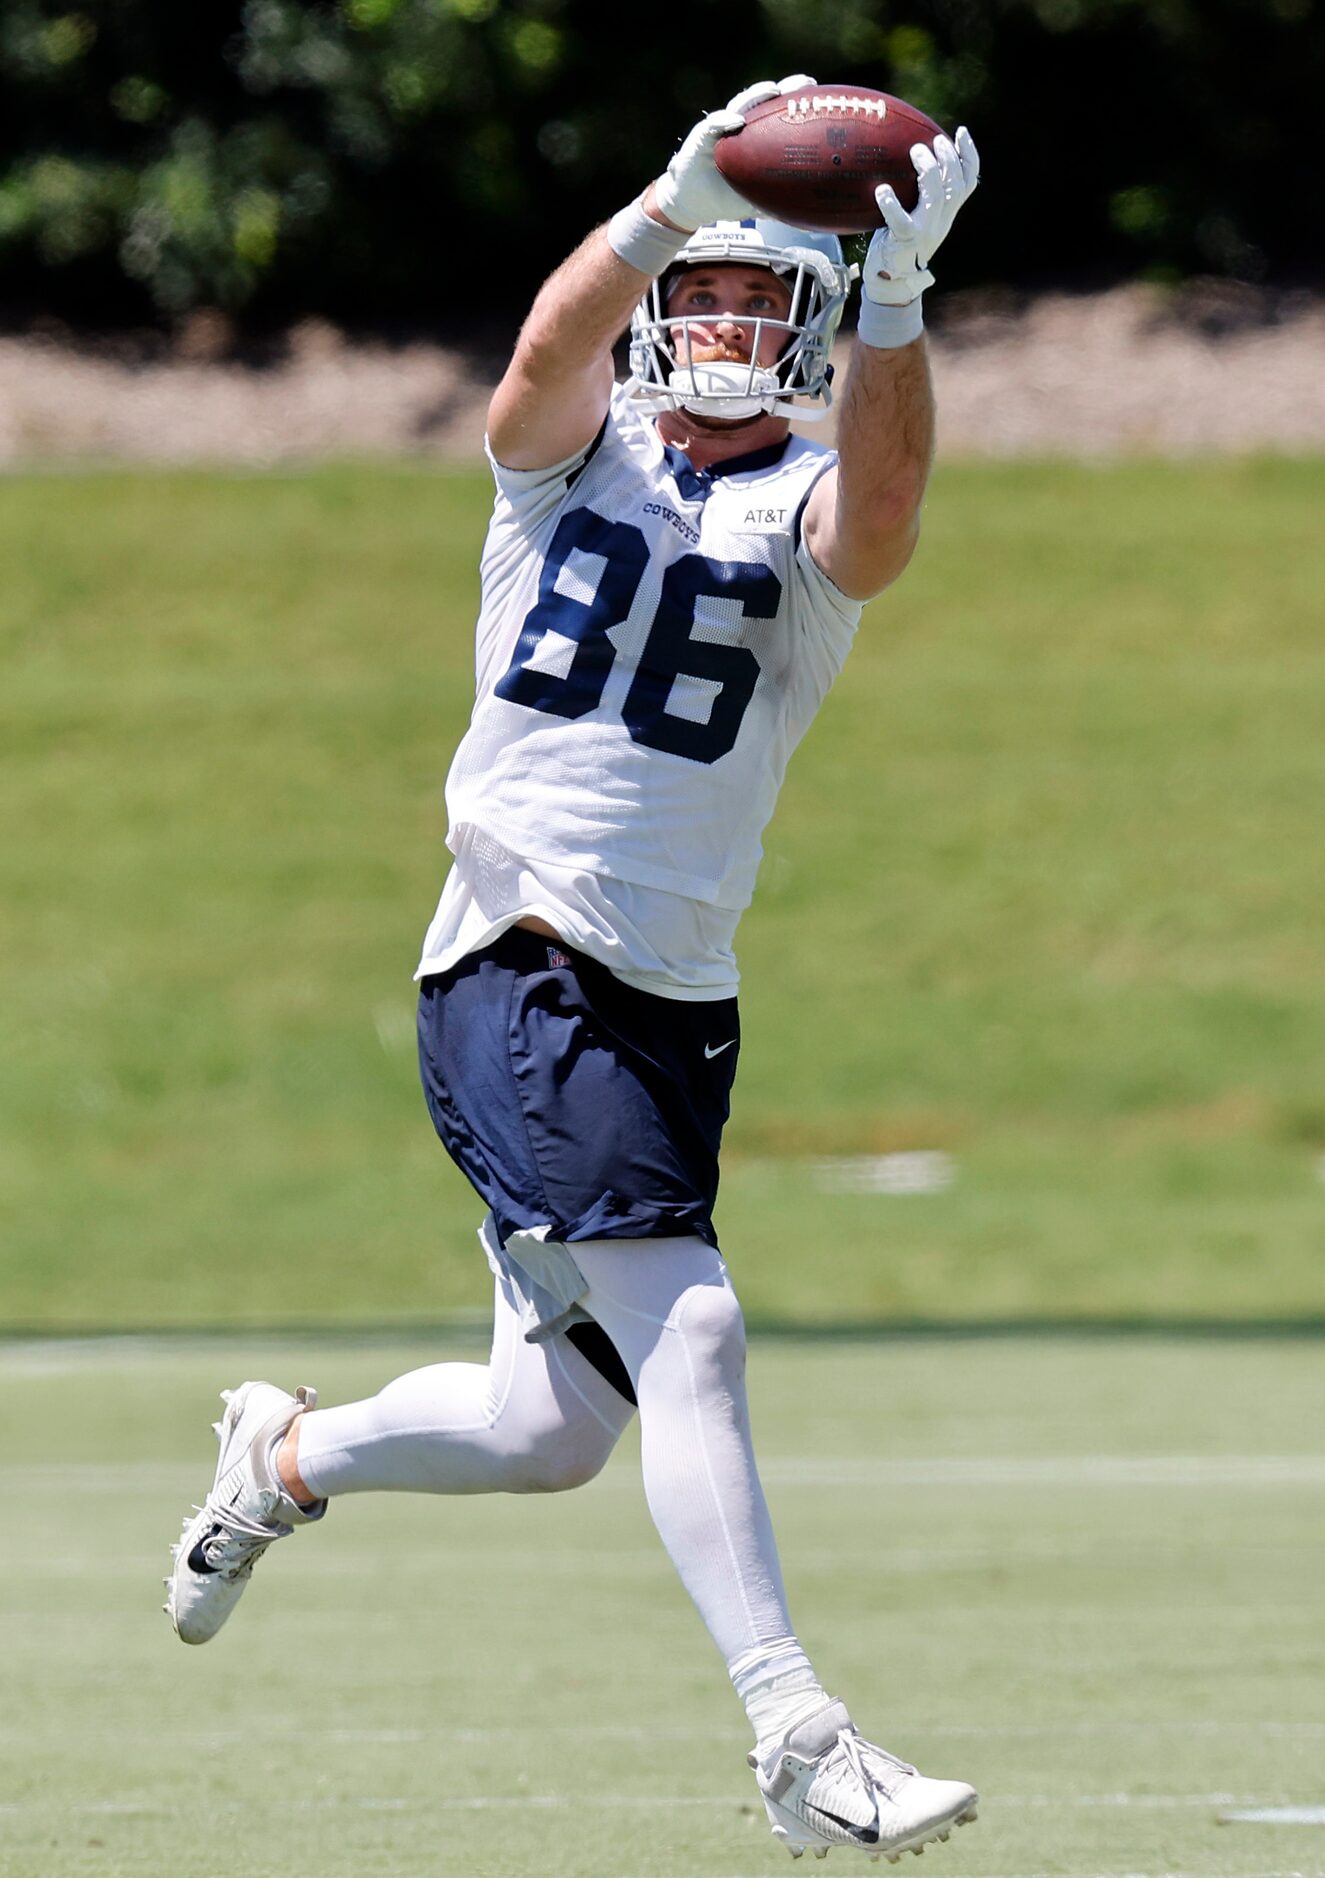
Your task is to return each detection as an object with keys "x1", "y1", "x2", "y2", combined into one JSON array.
[
  {"x1": 164, "y1": 1380, "x2": 325, "y2": 1645},
  {"x1": 752, "y1": 1701, "x2": 978, "y2": 1861}
]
